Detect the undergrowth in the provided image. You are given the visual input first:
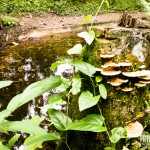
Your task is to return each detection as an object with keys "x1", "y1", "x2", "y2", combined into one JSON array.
[{"x1": 0, "y1": 0, "x2": 144, "y2": 16}]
